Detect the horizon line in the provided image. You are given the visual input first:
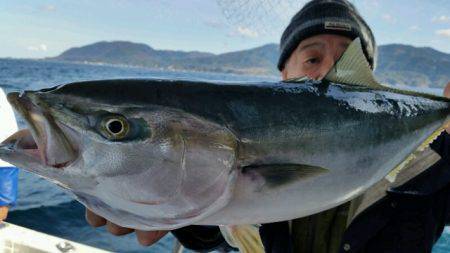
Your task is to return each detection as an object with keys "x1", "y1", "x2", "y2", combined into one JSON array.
[{"x1": 0, "y1": 40, "x2": 448, "y2": 60}]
